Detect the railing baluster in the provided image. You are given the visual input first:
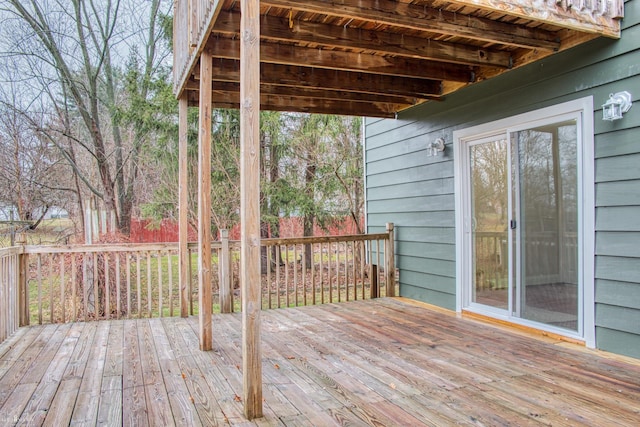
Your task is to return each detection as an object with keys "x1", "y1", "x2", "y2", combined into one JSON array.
[
  {"x1": 137, "y1": 252, "x2": 142, "y2": 318},
  {"x1": 158, "y1": 251, "x2": 163, "y2": 317},
  {"x1": 345, "y1": 241, "x2": 350, "y2": 302},
  {"x1": 168, "y1": 251, "x2": 173, "y2": 317},
  {"x1": 293, "y1": 244, "x2": 298, "y2": 307},
  {"x1": 267, "y1": 244, "x2": 272, "y2": 310},
  {"x1": 376, "y1": 239, "x2": 381, "y2": 297},
  {"x1": 71, "y1": 254, "x2": 77, "y2": 322},
  {"x1": 275, "y1": 245, "x2": 281, "y2": 308},
  {"x1": 49, "y1": 253, "x2": 54, "y2": 323},
  {"x1": 302, "y1": 243, "x2": 307, "y2": 306},
  {"x1": 116, "y1": 253, "x2": 121, "y2": 319},
  {"x1": 311, "y1": 243, "x2": 316, "y2": 305},
  {"x1": 60, "y1": 254, "x2": 65, "y2": 323},
  {"x1": 319, "y1": 243, "x2": 324, "y2": 304},
  {"x1": 105, "y1": 253, "x2": 110, "y2": 320},
  {"x1": 147, "y1": 252, "x2": 152, "y2": 318},
  {"x1": 285, "y1": 245, "x2": 290, "y2": 308},
  {"x1": 36, "y1": 254, "x2": 42, "y2": 325},
  {"x1": 328, "y1": 243, "x2": 333, "y2": 303},
  {"x1": 336, "y1": 243, "x2": 341, "y2": 303},
  {"x1": 126, "y1": 253, "x2": 132, "y2": 319},
  {"x1": 93, "y1": 253, "x2": 99, "y2": 320}
]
